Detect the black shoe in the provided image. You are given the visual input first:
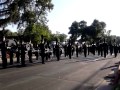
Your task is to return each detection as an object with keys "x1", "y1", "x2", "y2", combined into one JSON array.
[{"x1": 21, "y1": 64, "x2": 26, "y2": 67}]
